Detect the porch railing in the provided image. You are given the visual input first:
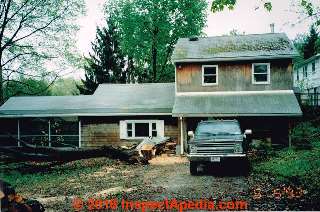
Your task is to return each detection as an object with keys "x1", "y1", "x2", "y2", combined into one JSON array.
[{"x1": 295, "y1": 93, "x2": 320, "y2": 107}]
